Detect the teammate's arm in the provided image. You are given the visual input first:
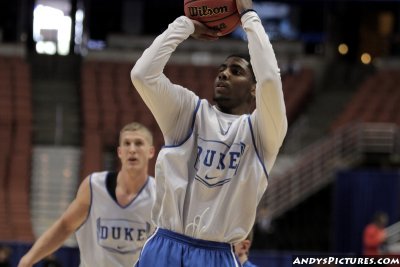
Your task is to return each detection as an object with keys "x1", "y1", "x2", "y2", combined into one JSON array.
[
  {"x1": 17, "y1": 176, "x2": 91, "y2": 267},
  {"x1": 241, "y1": 0, "x2": 287, "y2": 171}
]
